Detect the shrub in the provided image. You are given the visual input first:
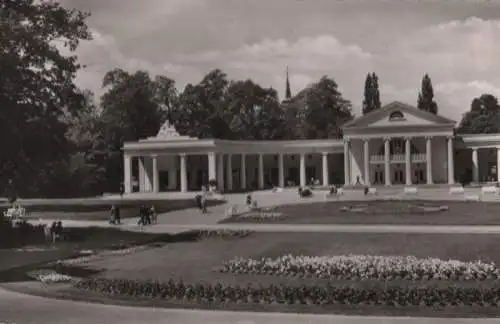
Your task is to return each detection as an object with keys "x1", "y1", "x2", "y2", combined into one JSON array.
[
  {"x1": 219, "y1": 255, "x2": 500, "y2": 281},
  {"x1": 74, "y1": 277, "x2": 500, "y2": 307},
  {"x1": 0, "y1": 218, "x2": 45, "y2": 248},
  {"x1": 300, "y1": 188, "x2": 312, "y2": 198},
  {"x1": 208, "y1": 179, "x2": 217, "y2": 189},
  {"x1": 198, "y1": 229, "x2": 252, "y2": 239}
]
